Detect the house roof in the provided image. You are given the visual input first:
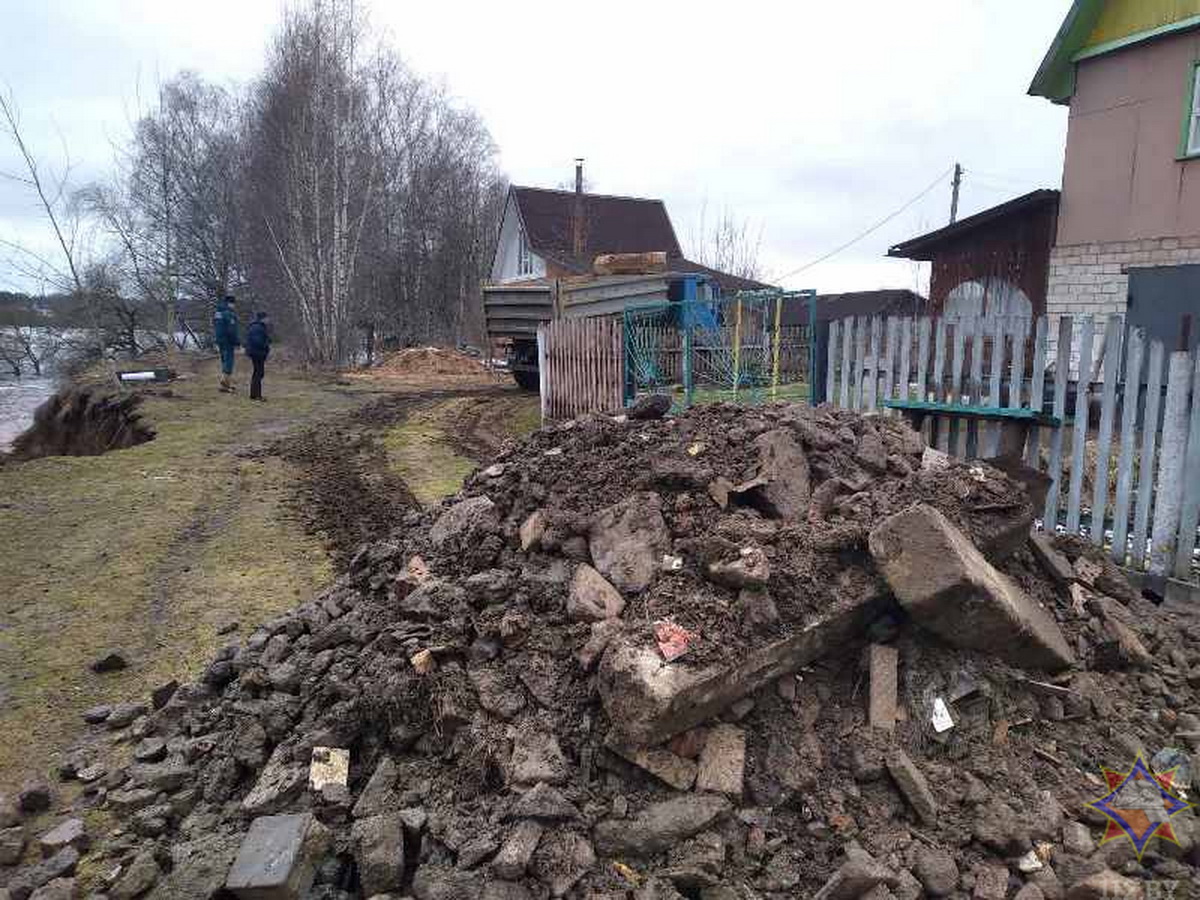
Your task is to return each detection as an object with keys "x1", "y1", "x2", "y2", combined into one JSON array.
[
  {"x1": 886, "y1": 190, "x2": 1060, "y2": 261},
  {"x1": 509, "y1": 185, "x2": 774, "y2": 293},
  {"x1": 1030, "y1": 0, "x2": 1200, "y2": 102},
  {"x1": 511, "y1": 186, "x2": 682, "y2": 257},
  {"x1": 778, "y1": 289, "x2": 928, "y2": 327}
]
